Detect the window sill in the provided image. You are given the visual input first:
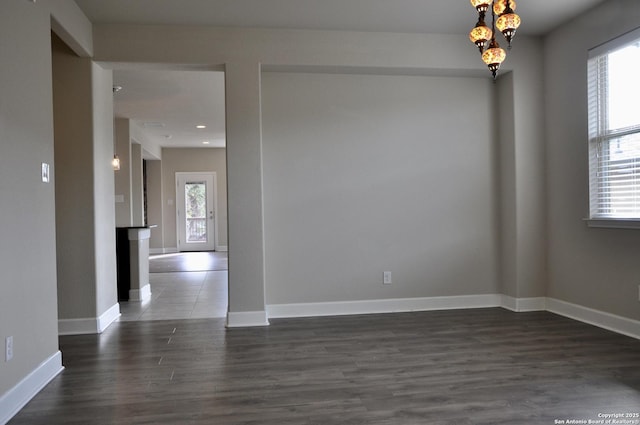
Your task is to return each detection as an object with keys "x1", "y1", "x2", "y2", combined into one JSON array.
[{"x1": 584, "y1": 218, "x2": 640, "y2": 229}]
